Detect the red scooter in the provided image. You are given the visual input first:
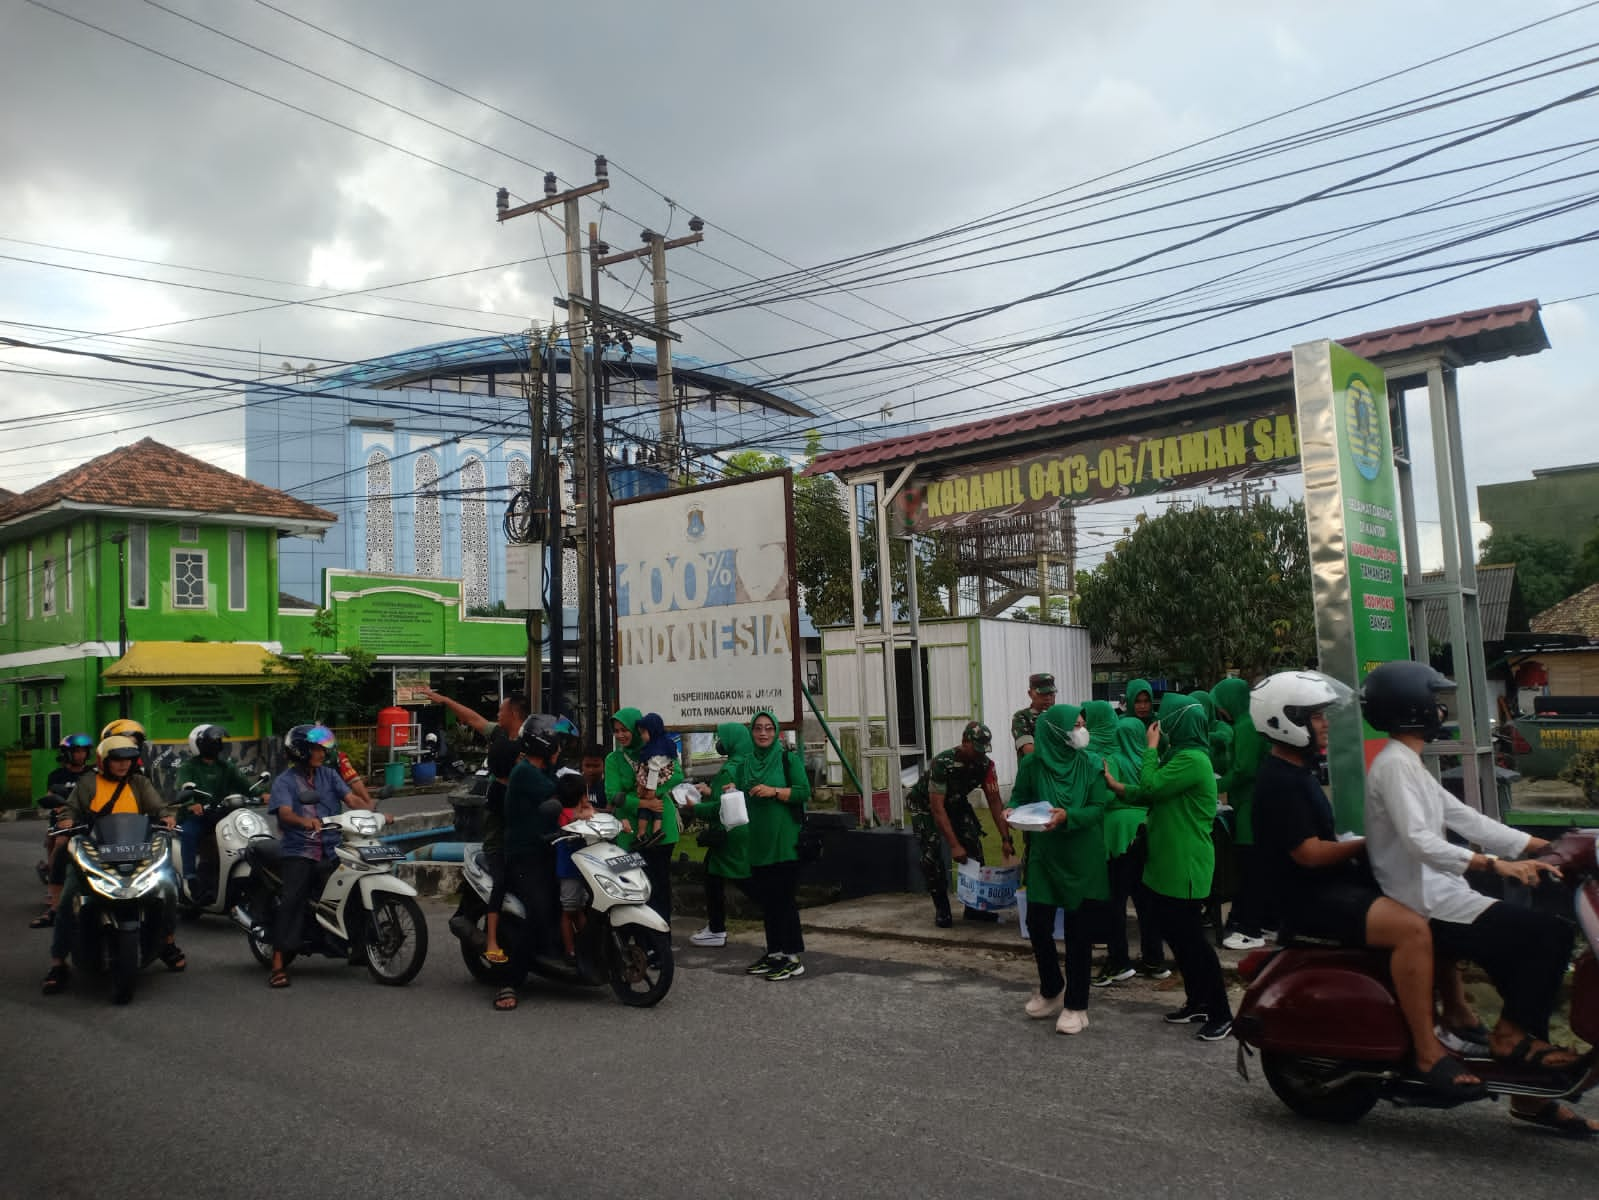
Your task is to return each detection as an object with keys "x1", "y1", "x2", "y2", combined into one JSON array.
[{"x1": 1233, "y1": 830, "x2": 1599, "y2": 1124}]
